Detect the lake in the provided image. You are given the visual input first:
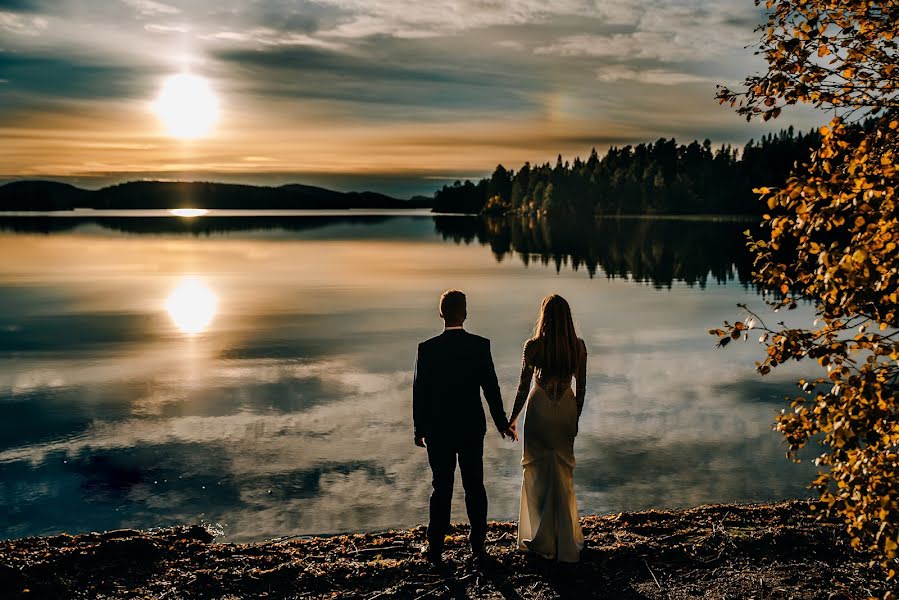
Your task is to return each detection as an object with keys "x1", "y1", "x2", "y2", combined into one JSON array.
[{"x1": 0, "y1": 212, "x2": 818, "y2": 542}]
